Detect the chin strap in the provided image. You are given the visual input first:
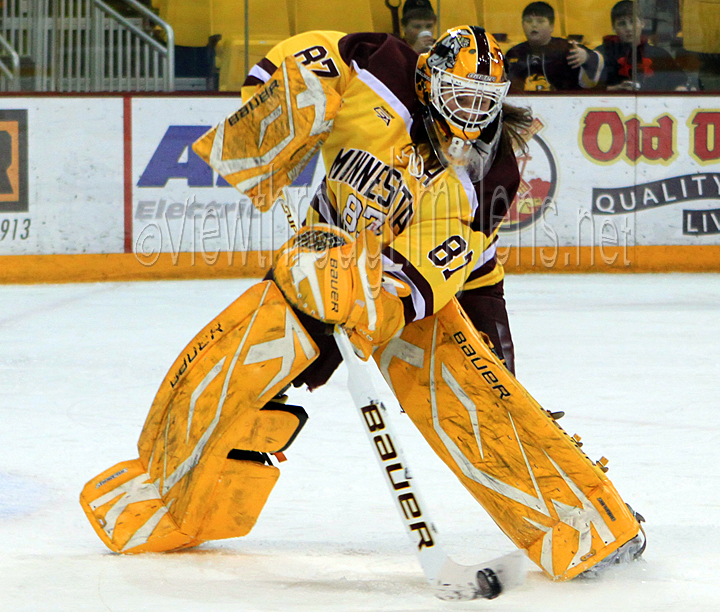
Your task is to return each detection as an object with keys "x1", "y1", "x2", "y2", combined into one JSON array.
[{"x1": 421, "y1": 105, "x2": 452, "y2": 169}]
